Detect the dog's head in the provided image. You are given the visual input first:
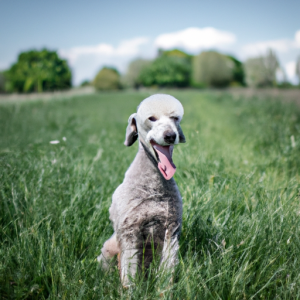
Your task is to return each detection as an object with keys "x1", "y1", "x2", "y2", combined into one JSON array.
[{"x1": 124, "y1": 94, "x2": 185, "y2": 180}]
